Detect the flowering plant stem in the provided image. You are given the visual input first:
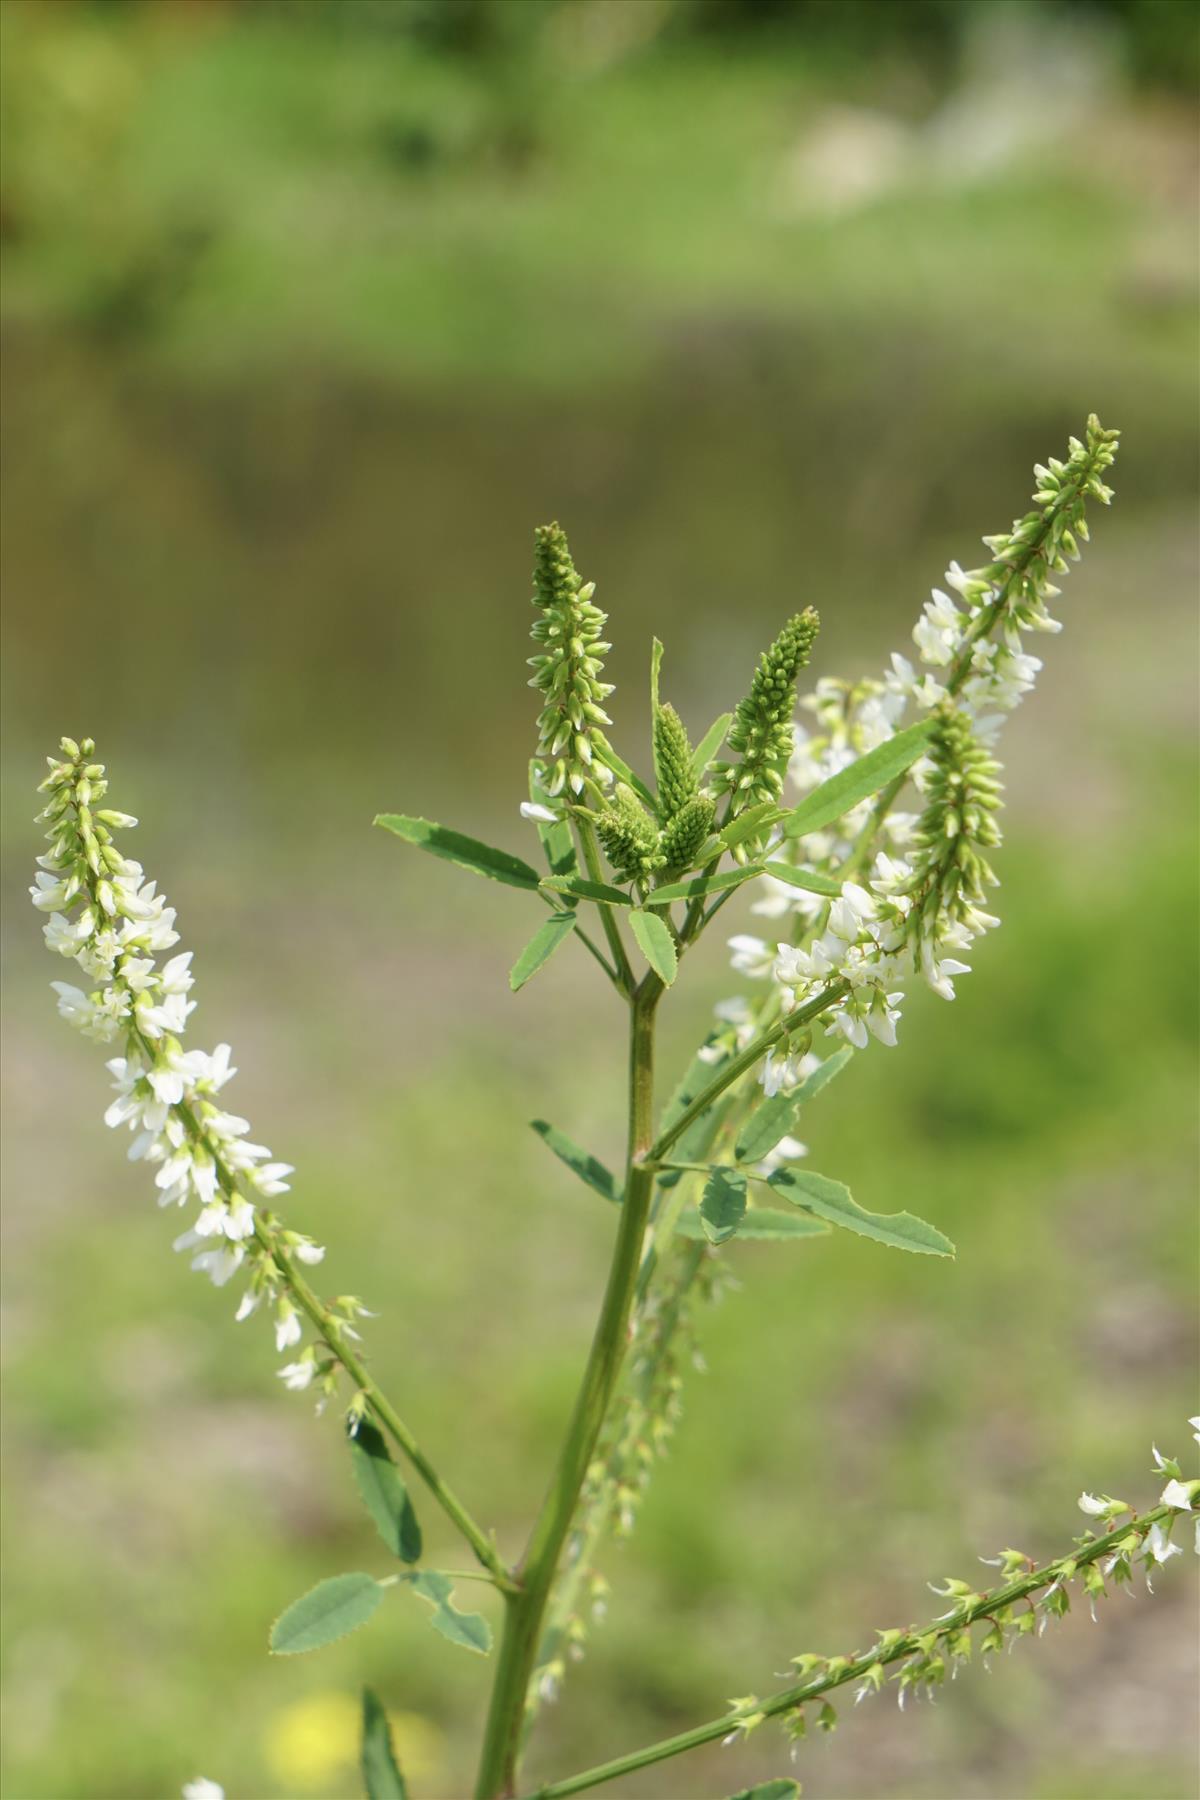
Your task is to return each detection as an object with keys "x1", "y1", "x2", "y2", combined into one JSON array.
[
  {"x1": 522, "y1": 1504, "x2": 1176, "y2": 1799},
  {"x1": 475, "y1": 978, "x2": 662, "y2": 1798}
]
